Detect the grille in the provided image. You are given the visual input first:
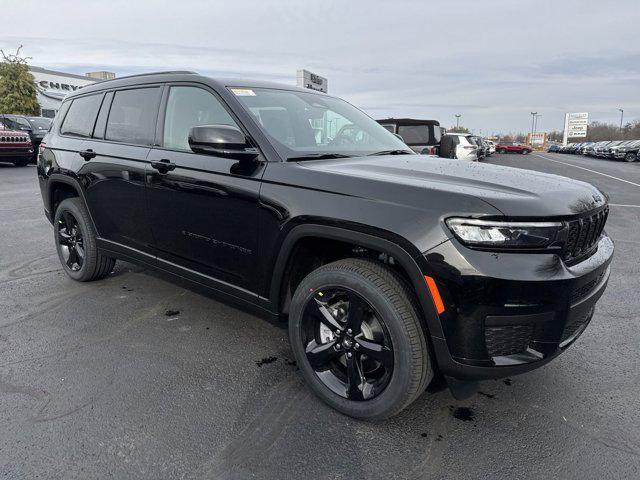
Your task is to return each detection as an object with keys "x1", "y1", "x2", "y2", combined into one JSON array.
[
  {"x1": 485, "y1": 324, "x2": 533, "y2": 357},
  {"x1": 563, "y1": 208, "x2": 608, "y2": 263},
  {"x1": 561, "y1": 307, "x2": 594, "y2": 343},
  {"x1": 0, "y1": 135, "x2": 29, "y2": 143}
]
